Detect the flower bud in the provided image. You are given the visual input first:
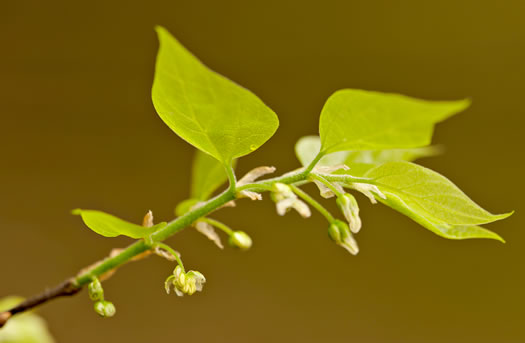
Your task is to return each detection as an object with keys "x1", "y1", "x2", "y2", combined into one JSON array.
[
  {"x1": 229, "y1": 231, "x2": 253, "y2": 250},
  {"x1": 328, "y1": 222, "x2": 342, "y2": 242},
  {"x1": 94, "y1": 300, "x2": 116, "y2": 317},
  {"x1": 336, "y1": 193, "x2": 362, "y2": 233},
  {"x1": 328, "y1": 220, "x2": 359, "y2": 255},
  {"x1": 88, "y1": 278, "x2": 104, "y2": 301}
]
